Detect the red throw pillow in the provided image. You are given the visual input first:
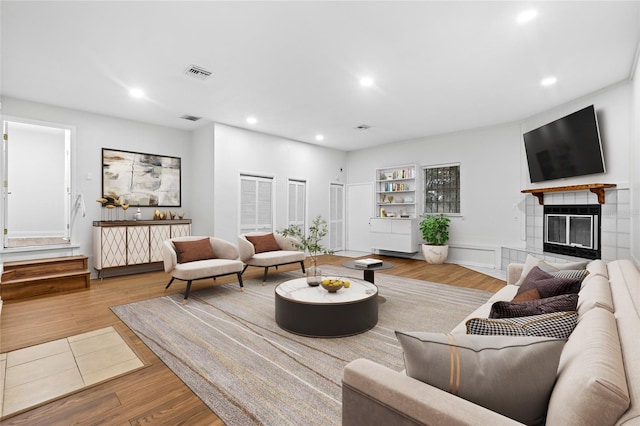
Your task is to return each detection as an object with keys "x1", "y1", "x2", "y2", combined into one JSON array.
[
  {"x1": 246, "y1": 233, "x2": 281, "y2": 253},
  {"x1": 173, "y1": 238, "x2": 217, "y2": 263}
]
